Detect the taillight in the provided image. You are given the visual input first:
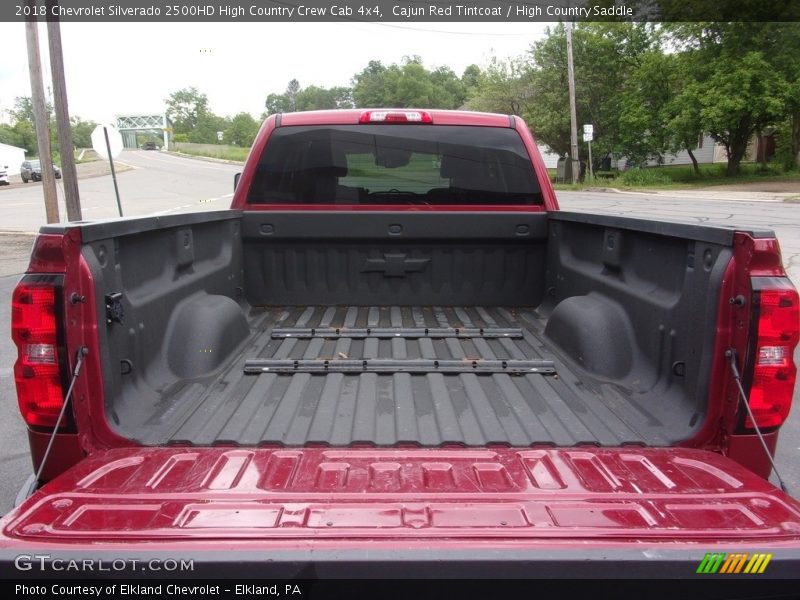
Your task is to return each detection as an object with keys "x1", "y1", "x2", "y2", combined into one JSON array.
[
  {"x1": 11, "y1": 276, "x2": 67, "y2": 429},
  {"x1": 746, "y1": 278, "x2": 800, "y2": 429},
  {"x1": 359, "y1": 110, "x2": 433, "y2": 124}
]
